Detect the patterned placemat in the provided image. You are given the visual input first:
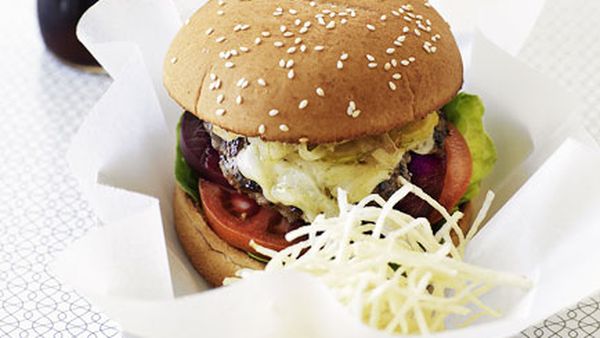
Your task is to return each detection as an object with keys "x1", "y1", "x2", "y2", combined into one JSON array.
[
  {"x1": 0, "y1": 0, "x2": 598, "y2": 337},
  {"x1": 517, "y1": 0, "x2": 600, "y2": 336}
]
